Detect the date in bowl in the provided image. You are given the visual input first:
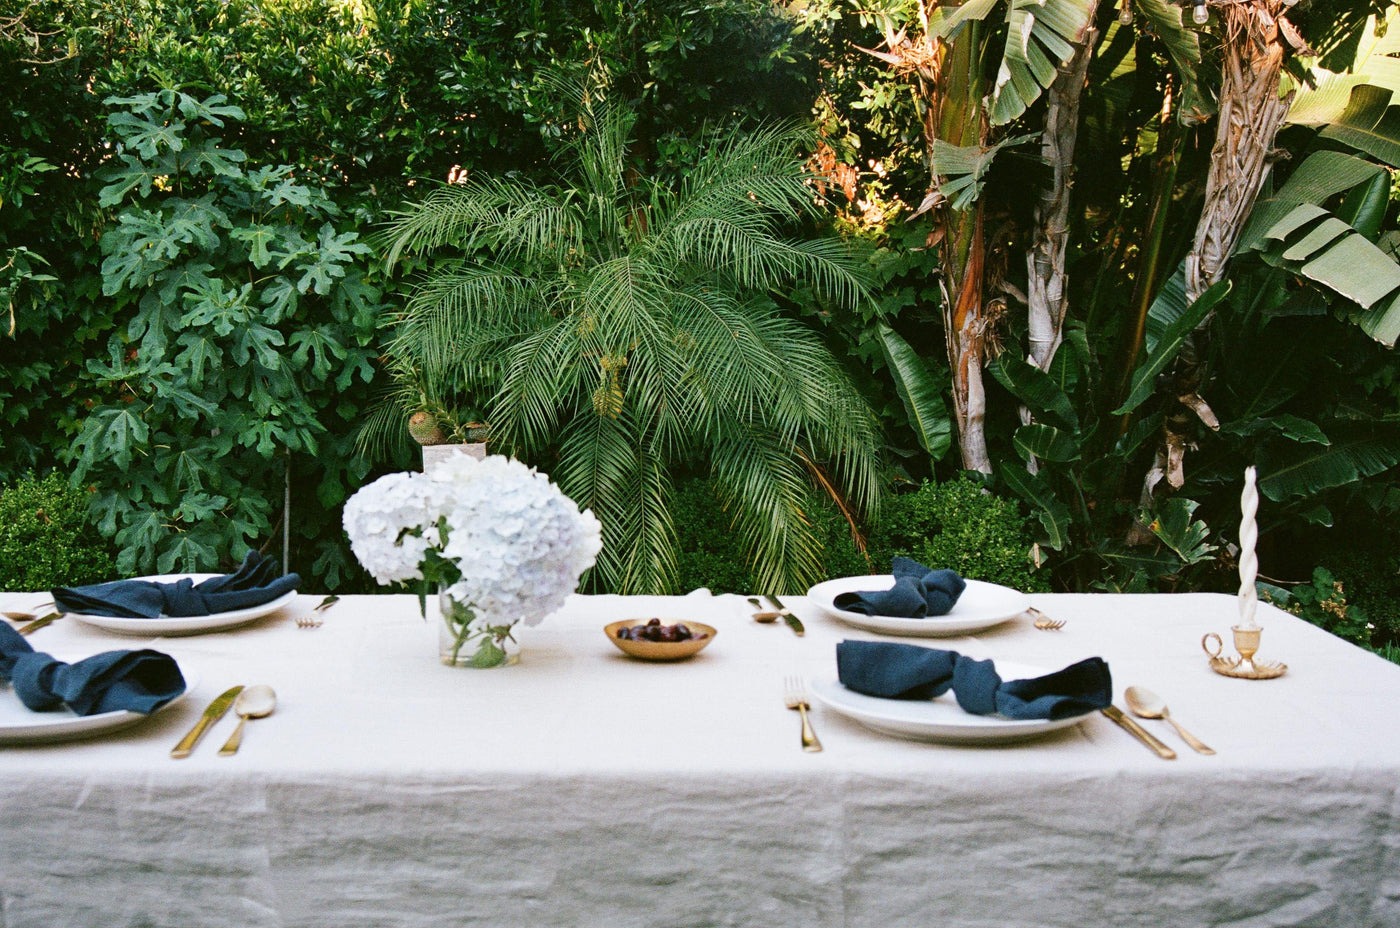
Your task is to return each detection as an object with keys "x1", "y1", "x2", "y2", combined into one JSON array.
[{"x1": 604, "y1": 618, "x2": 717, "y2": 661}]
